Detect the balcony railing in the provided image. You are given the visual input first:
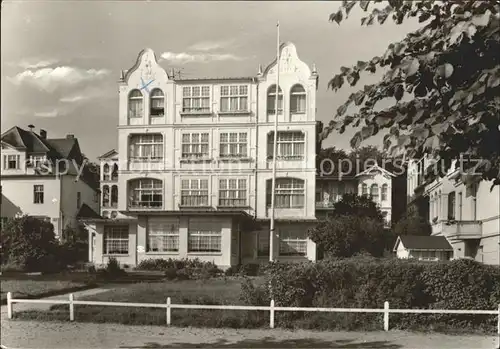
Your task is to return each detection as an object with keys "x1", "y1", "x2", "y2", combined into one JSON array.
[
  {"x1": 128, "y1": 200, "x2": 163, "y2": 210},
  {"x1": 433, "y1": 220, "x2": 482, "y2": 239}
]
